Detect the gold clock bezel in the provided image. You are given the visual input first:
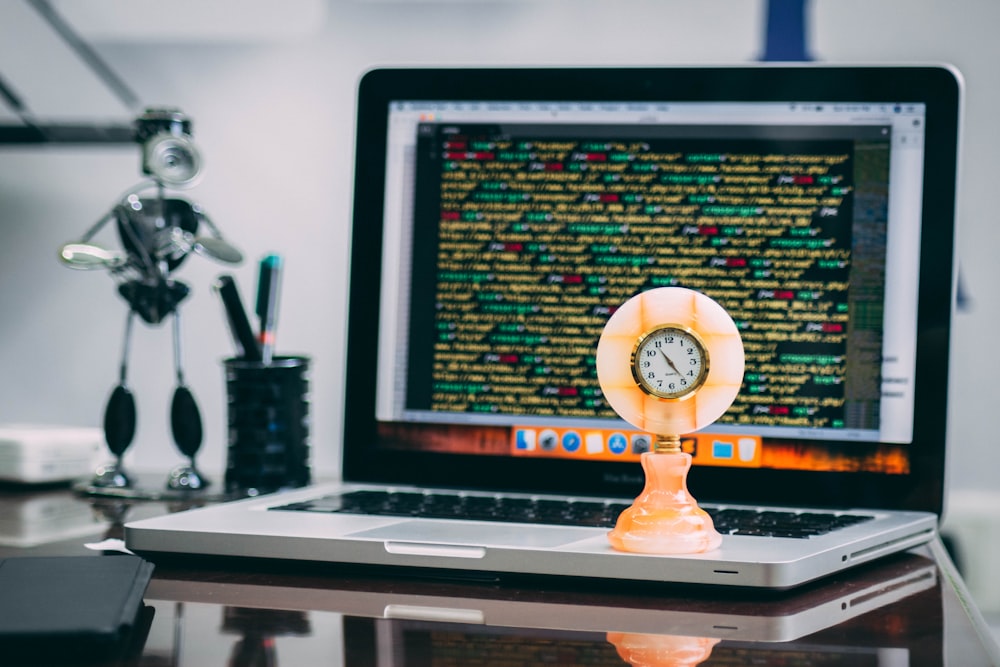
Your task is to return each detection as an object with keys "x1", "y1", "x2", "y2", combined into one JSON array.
[{"x1": 630, "y1": 324, "x2": 711, "y2": 400}]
